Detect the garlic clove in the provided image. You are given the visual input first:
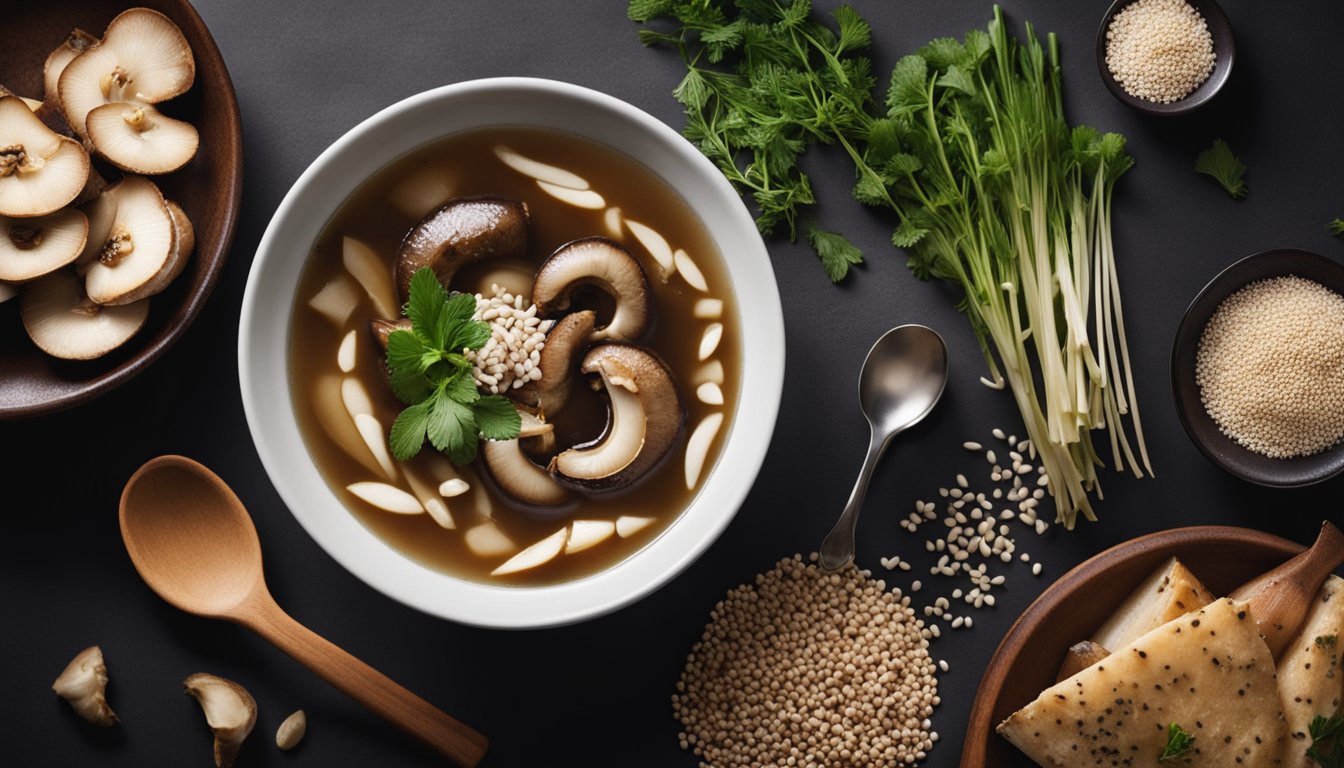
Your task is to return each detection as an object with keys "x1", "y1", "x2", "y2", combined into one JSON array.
[
  {"x1": 275, "y1": 709, "x2": 306, "y2": 751},
  {"x1": 52, "y1": 645, "x2": 117, "y2": 726},
  {"x1": 184, "y1": 673, "x2": 256, "y2": 768}
]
